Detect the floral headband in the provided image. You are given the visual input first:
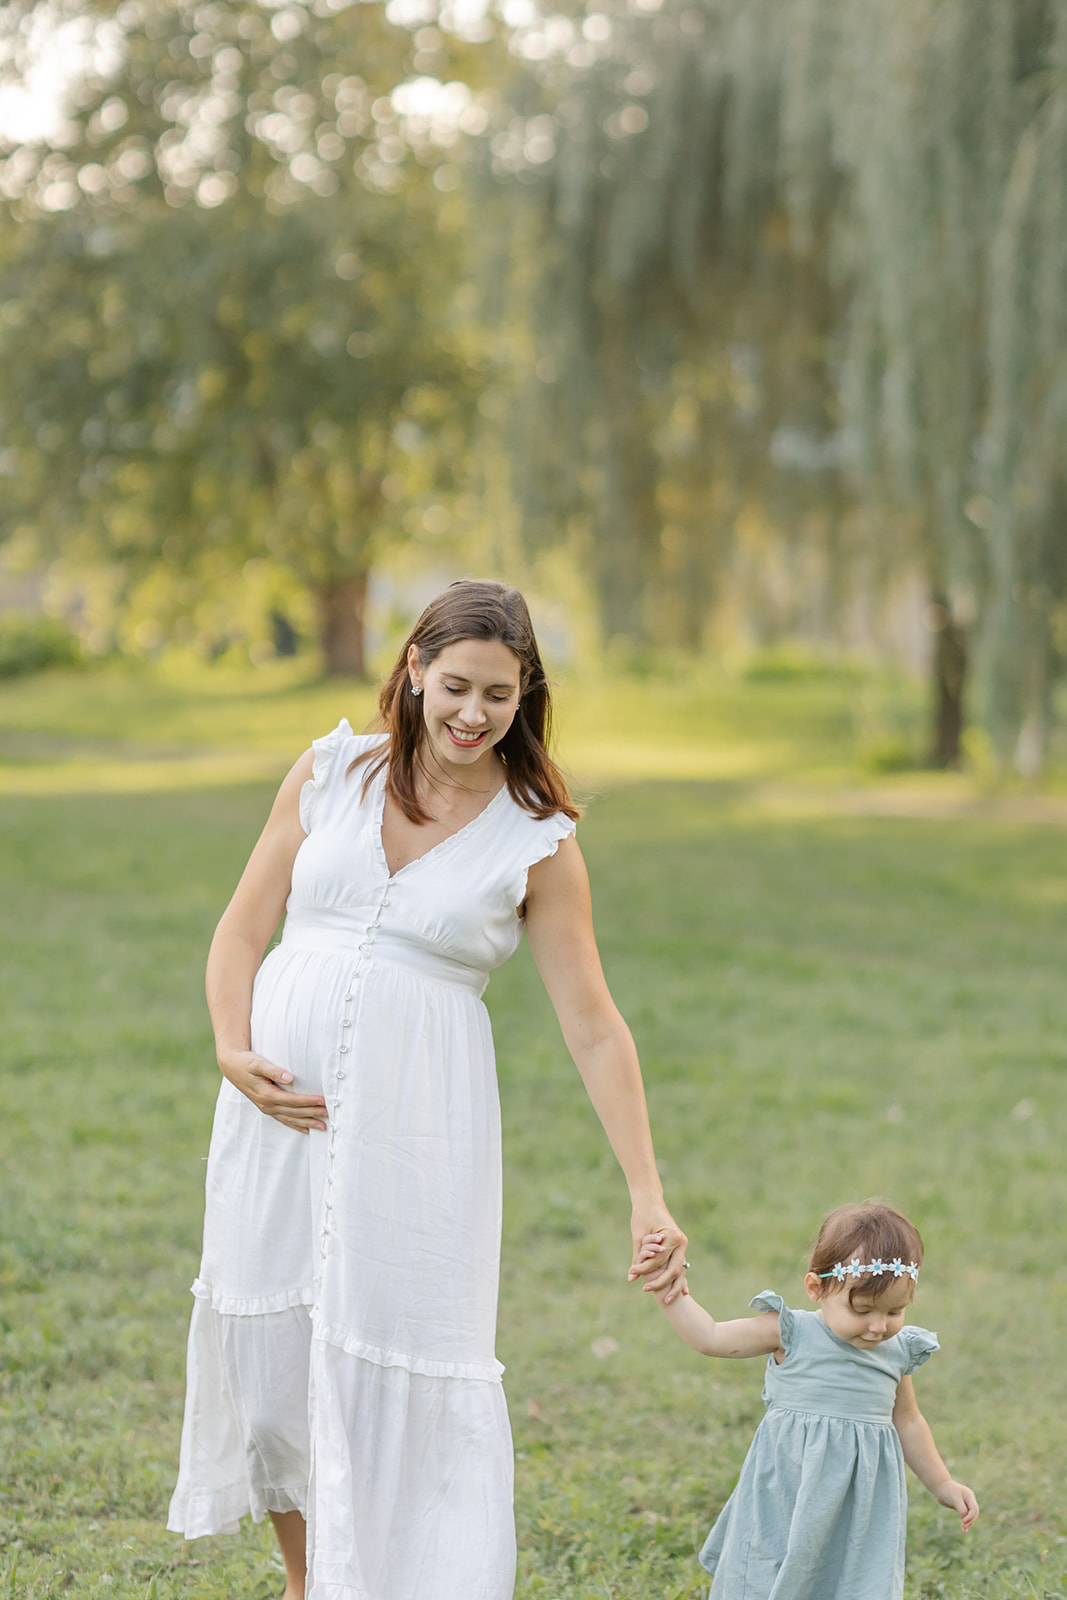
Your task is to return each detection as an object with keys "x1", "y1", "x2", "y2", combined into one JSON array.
[{"x1": 818, "y1": 1257, "x2": 919, "y2": 1282}]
